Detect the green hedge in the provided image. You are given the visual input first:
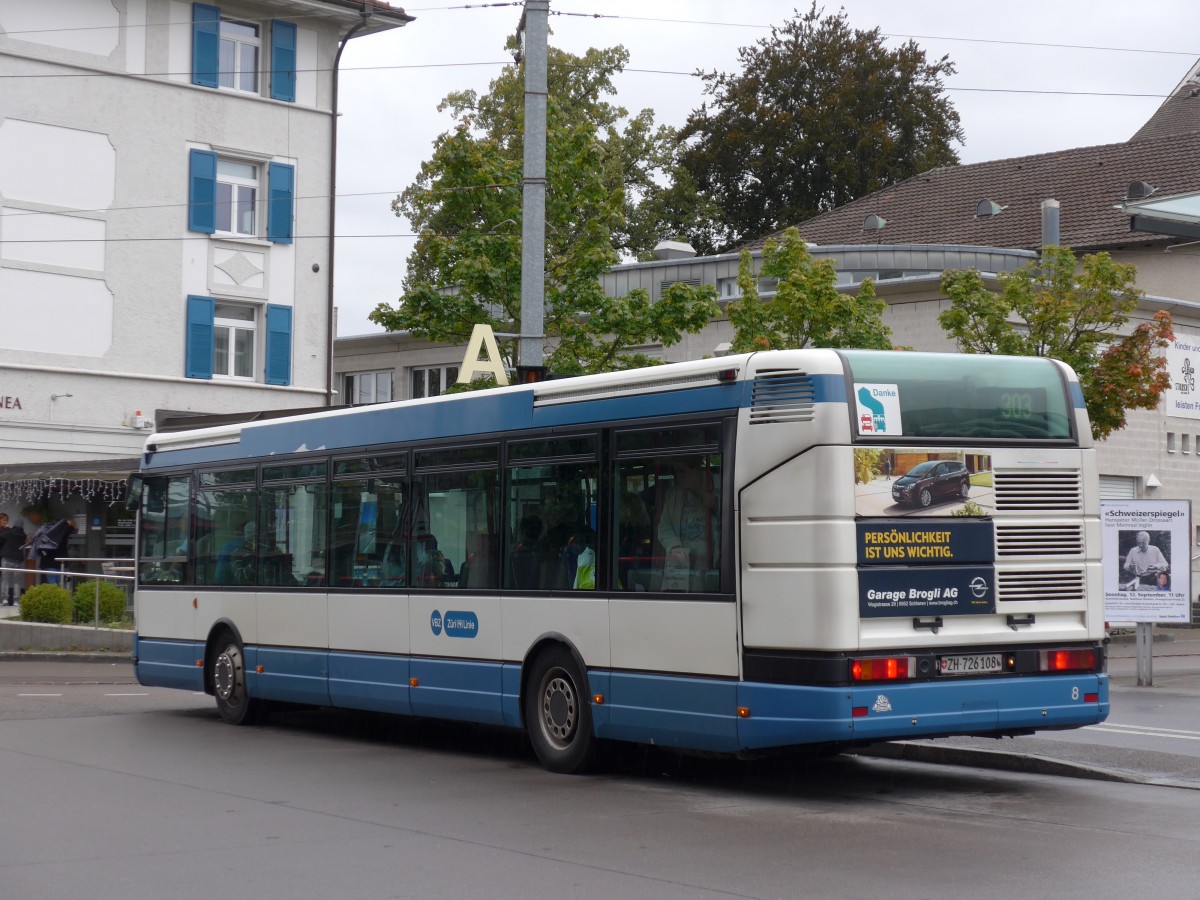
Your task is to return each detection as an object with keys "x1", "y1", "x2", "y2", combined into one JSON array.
[
  {"x1": 72, "y1": 580, "x2": 128, "y2": 624},
  {"x1": 19, "y1": 584, "x2": 73, "y2": 624}
]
